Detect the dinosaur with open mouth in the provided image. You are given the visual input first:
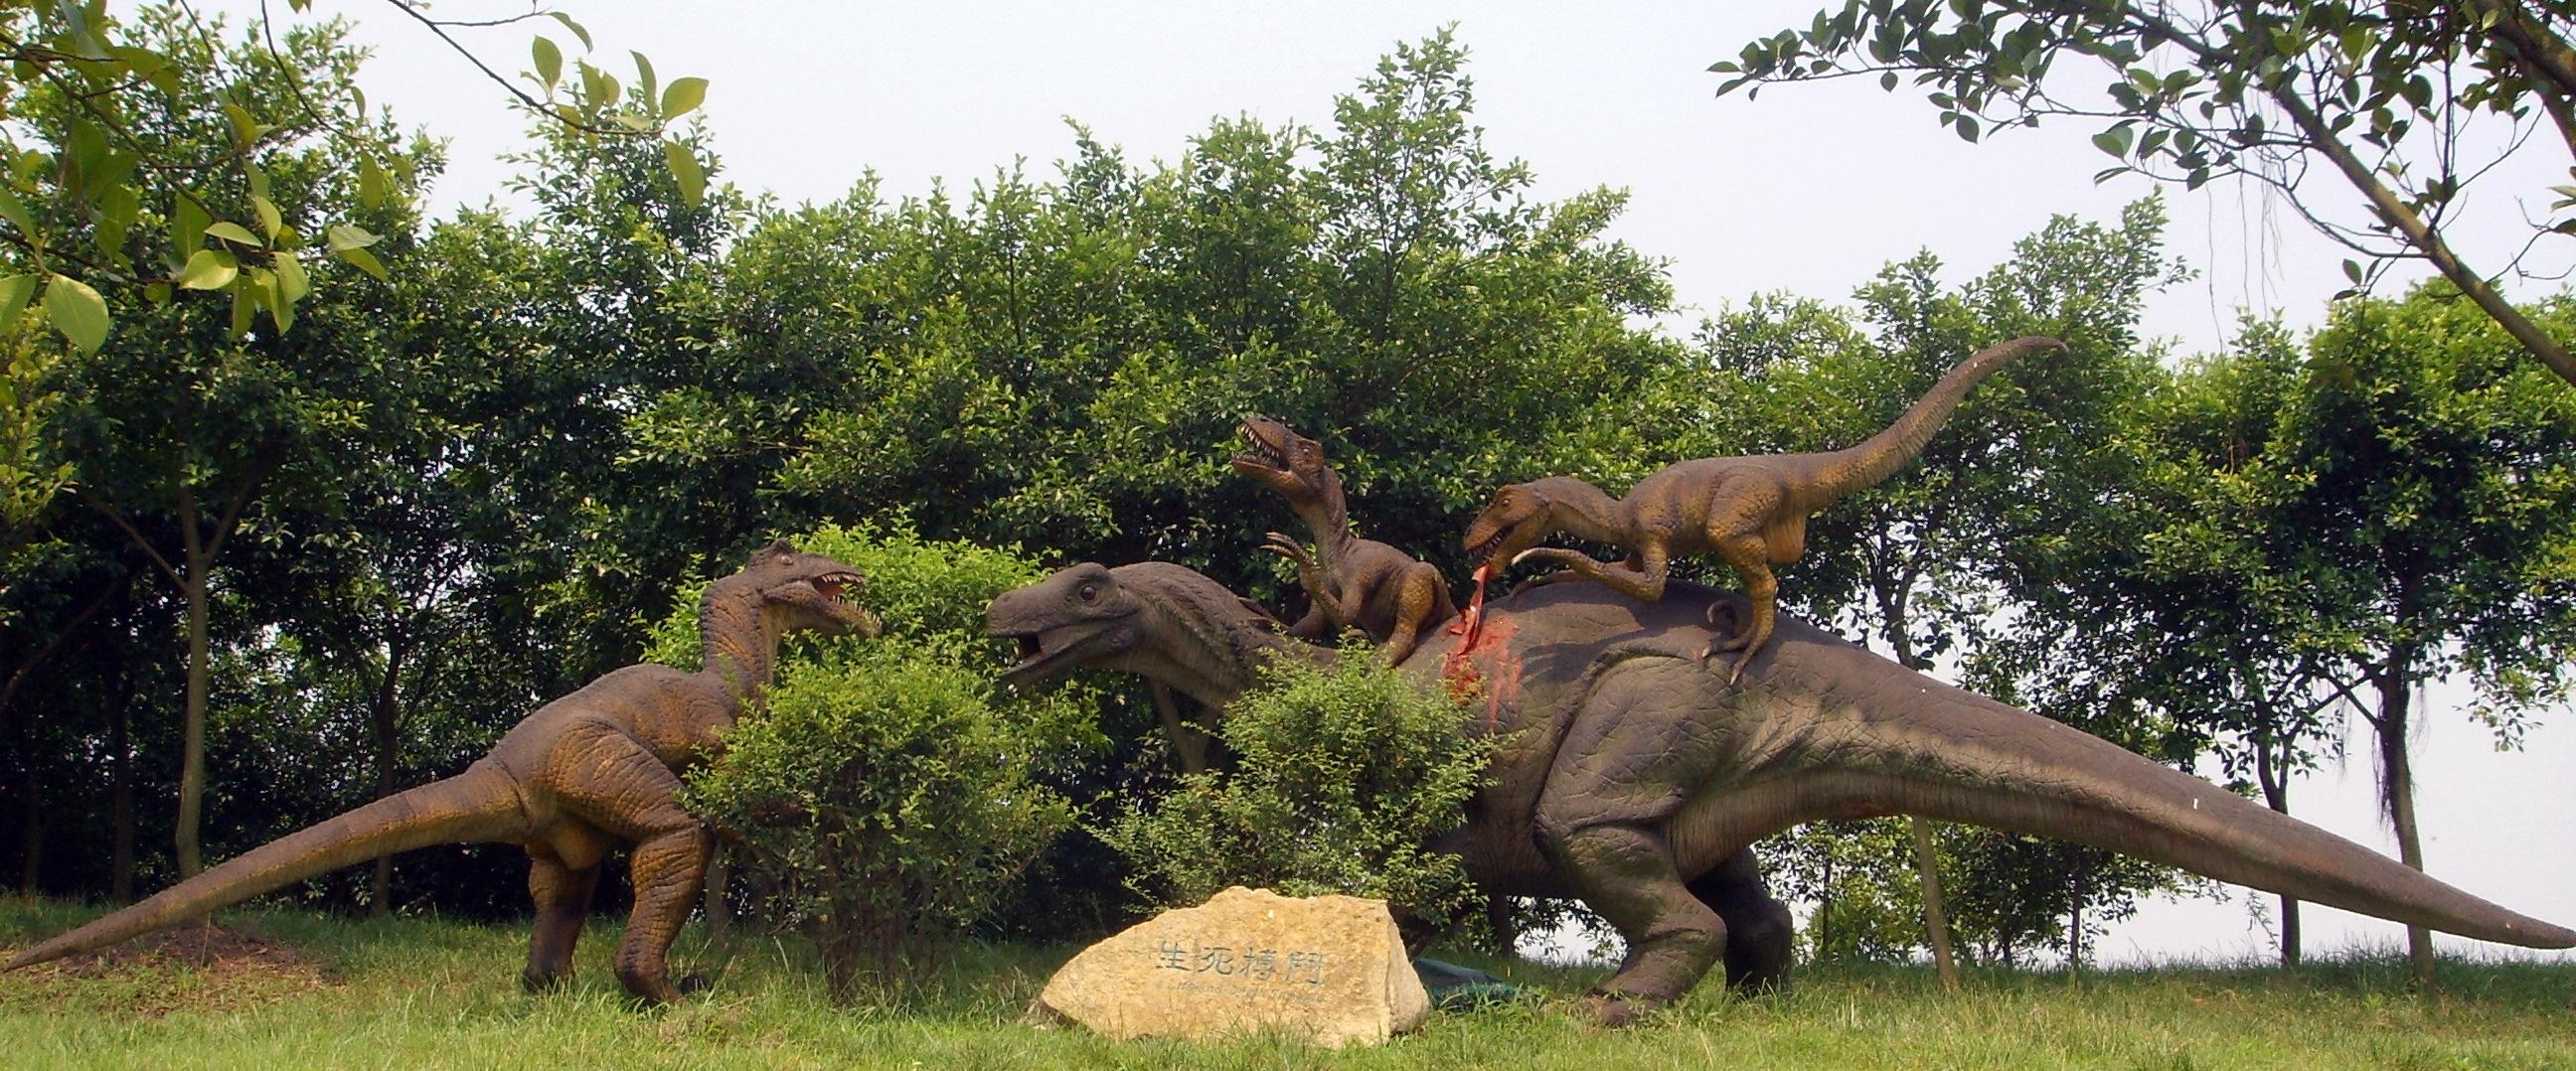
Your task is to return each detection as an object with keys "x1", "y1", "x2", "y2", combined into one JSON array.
[{"x1": 6, "y1": 539, "x2": 881, "y2": 1004}]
